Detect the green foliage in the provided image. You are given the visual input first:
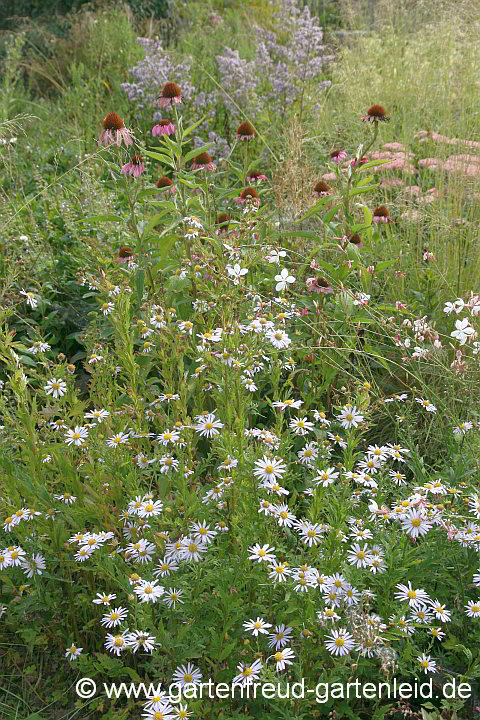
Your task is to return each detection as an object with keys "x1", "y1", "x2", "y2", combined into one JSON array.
[{"x1": 1, "y1": 1, "x2": 480, "y2": 719}]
